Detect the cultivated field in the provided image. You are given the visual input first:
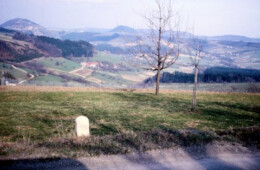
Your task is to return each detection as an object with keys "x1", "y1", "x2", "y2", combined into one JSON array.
[{"x1": 0, "y1": 86, "x2": 259, "y2": 158}]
